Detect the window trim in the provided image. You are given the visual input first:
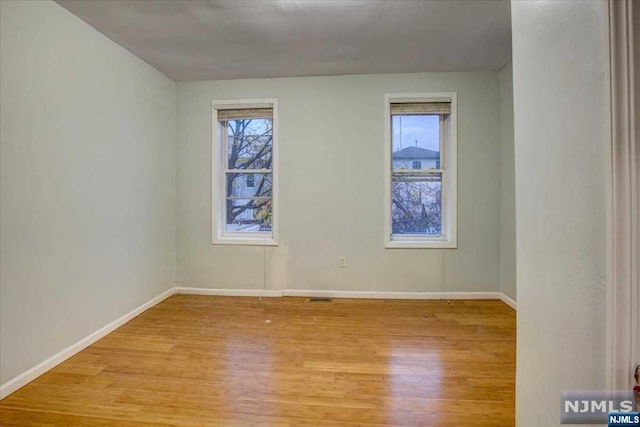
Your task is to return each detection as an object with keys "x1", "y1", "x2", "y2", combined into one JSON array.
[
  {"x1": 384, "y1": 92, "x2": 457, "y2": 249},
  {"x1": 211, "y1": 98, "x2": 279, "y2": 246}
]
